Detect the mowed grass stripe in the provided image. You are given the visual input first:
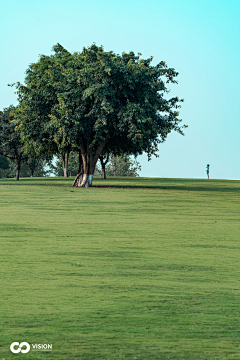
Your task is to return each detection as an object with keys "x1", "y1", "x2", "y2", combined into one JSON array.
[{"x1": 0, "y1": 177, "x2": 240, "y2": 359}]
